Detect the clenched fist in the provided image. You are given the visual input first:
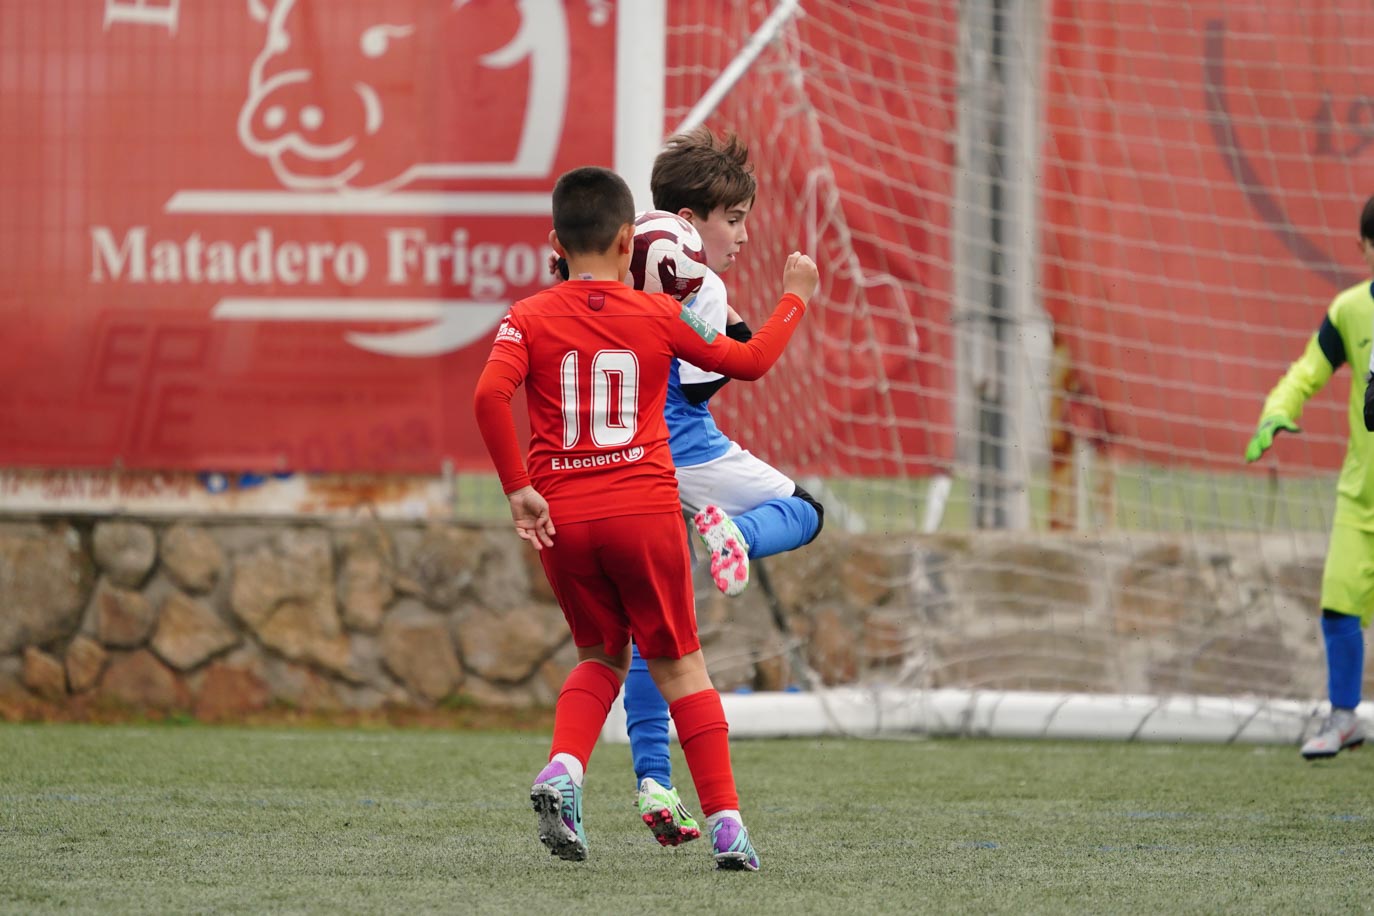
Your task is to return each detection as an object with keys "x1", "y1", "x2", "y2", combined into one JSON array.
[{"x1": 782, "y1": 252, "x2": 819, "y2": 303}]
